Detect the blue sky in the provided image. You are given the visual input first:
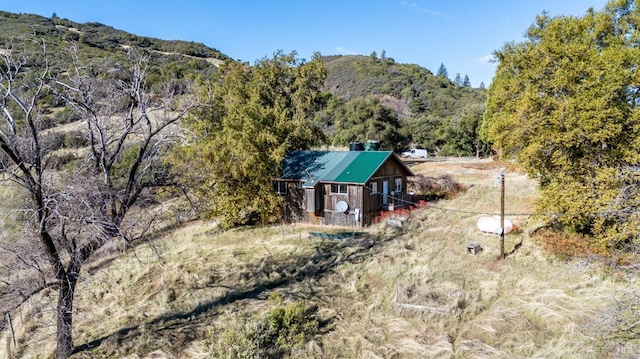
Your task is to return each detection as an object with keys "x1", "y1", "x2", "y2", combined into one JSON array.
[{"x1": 2, "y1": 0, "x2": 609, "y2": 87}]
